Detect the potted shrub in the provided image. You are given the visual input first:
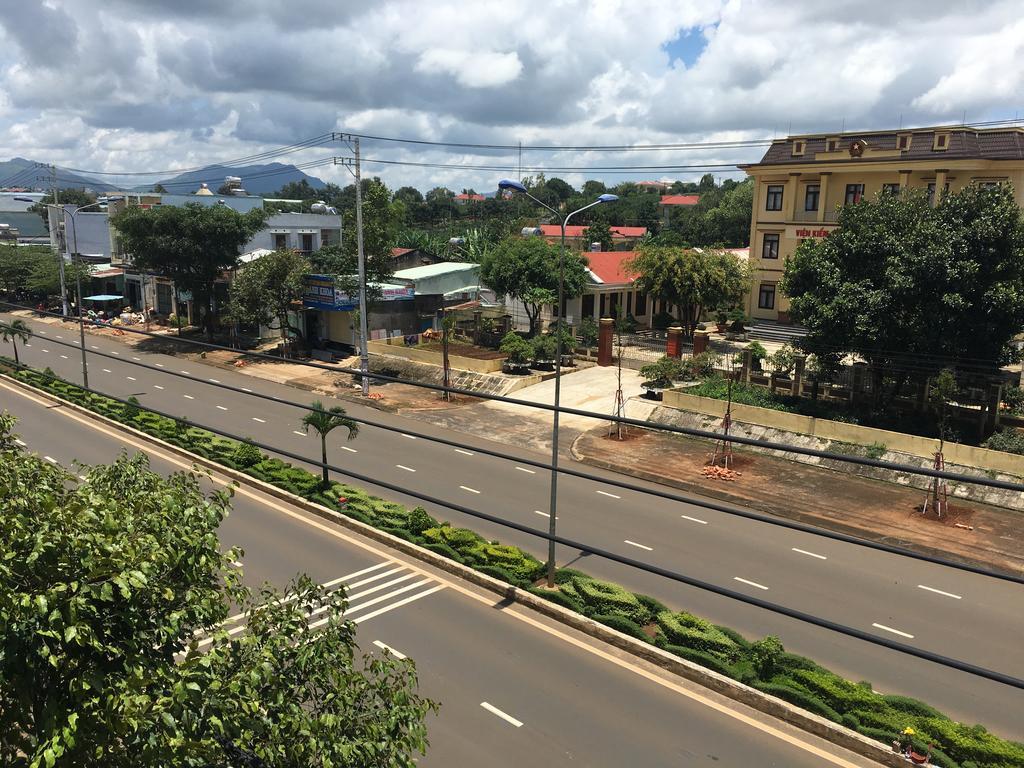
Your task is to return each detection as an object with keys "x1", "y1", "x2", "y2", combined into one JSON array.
[
  {"x1": 714, "y1": 307, "x2": 729, "y2": 333},
  {"x1": 726, "y1": 308, "x2": 748, "y2": 339},
  {"x1": 555, "y1": 326, "x2": 576, "y2": 367},
  {"x1": 746, "y1": 341, "x2": 768, "y2": 372},
  {"x1": 578, "y1": 317, "x2": 598, "y2": 354},
  {"x1": 639, "y1": 355, "x2": 684, "y2": 399},
  {"x1": 530, "y1": 332, "x2": 558, "y2": 370},
  {"x1": 681, "y1": 351, "x2": 719, "y2": 380},
  {"x1": 500, "y1": 331, "x2": 533, "y2": 374}
]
